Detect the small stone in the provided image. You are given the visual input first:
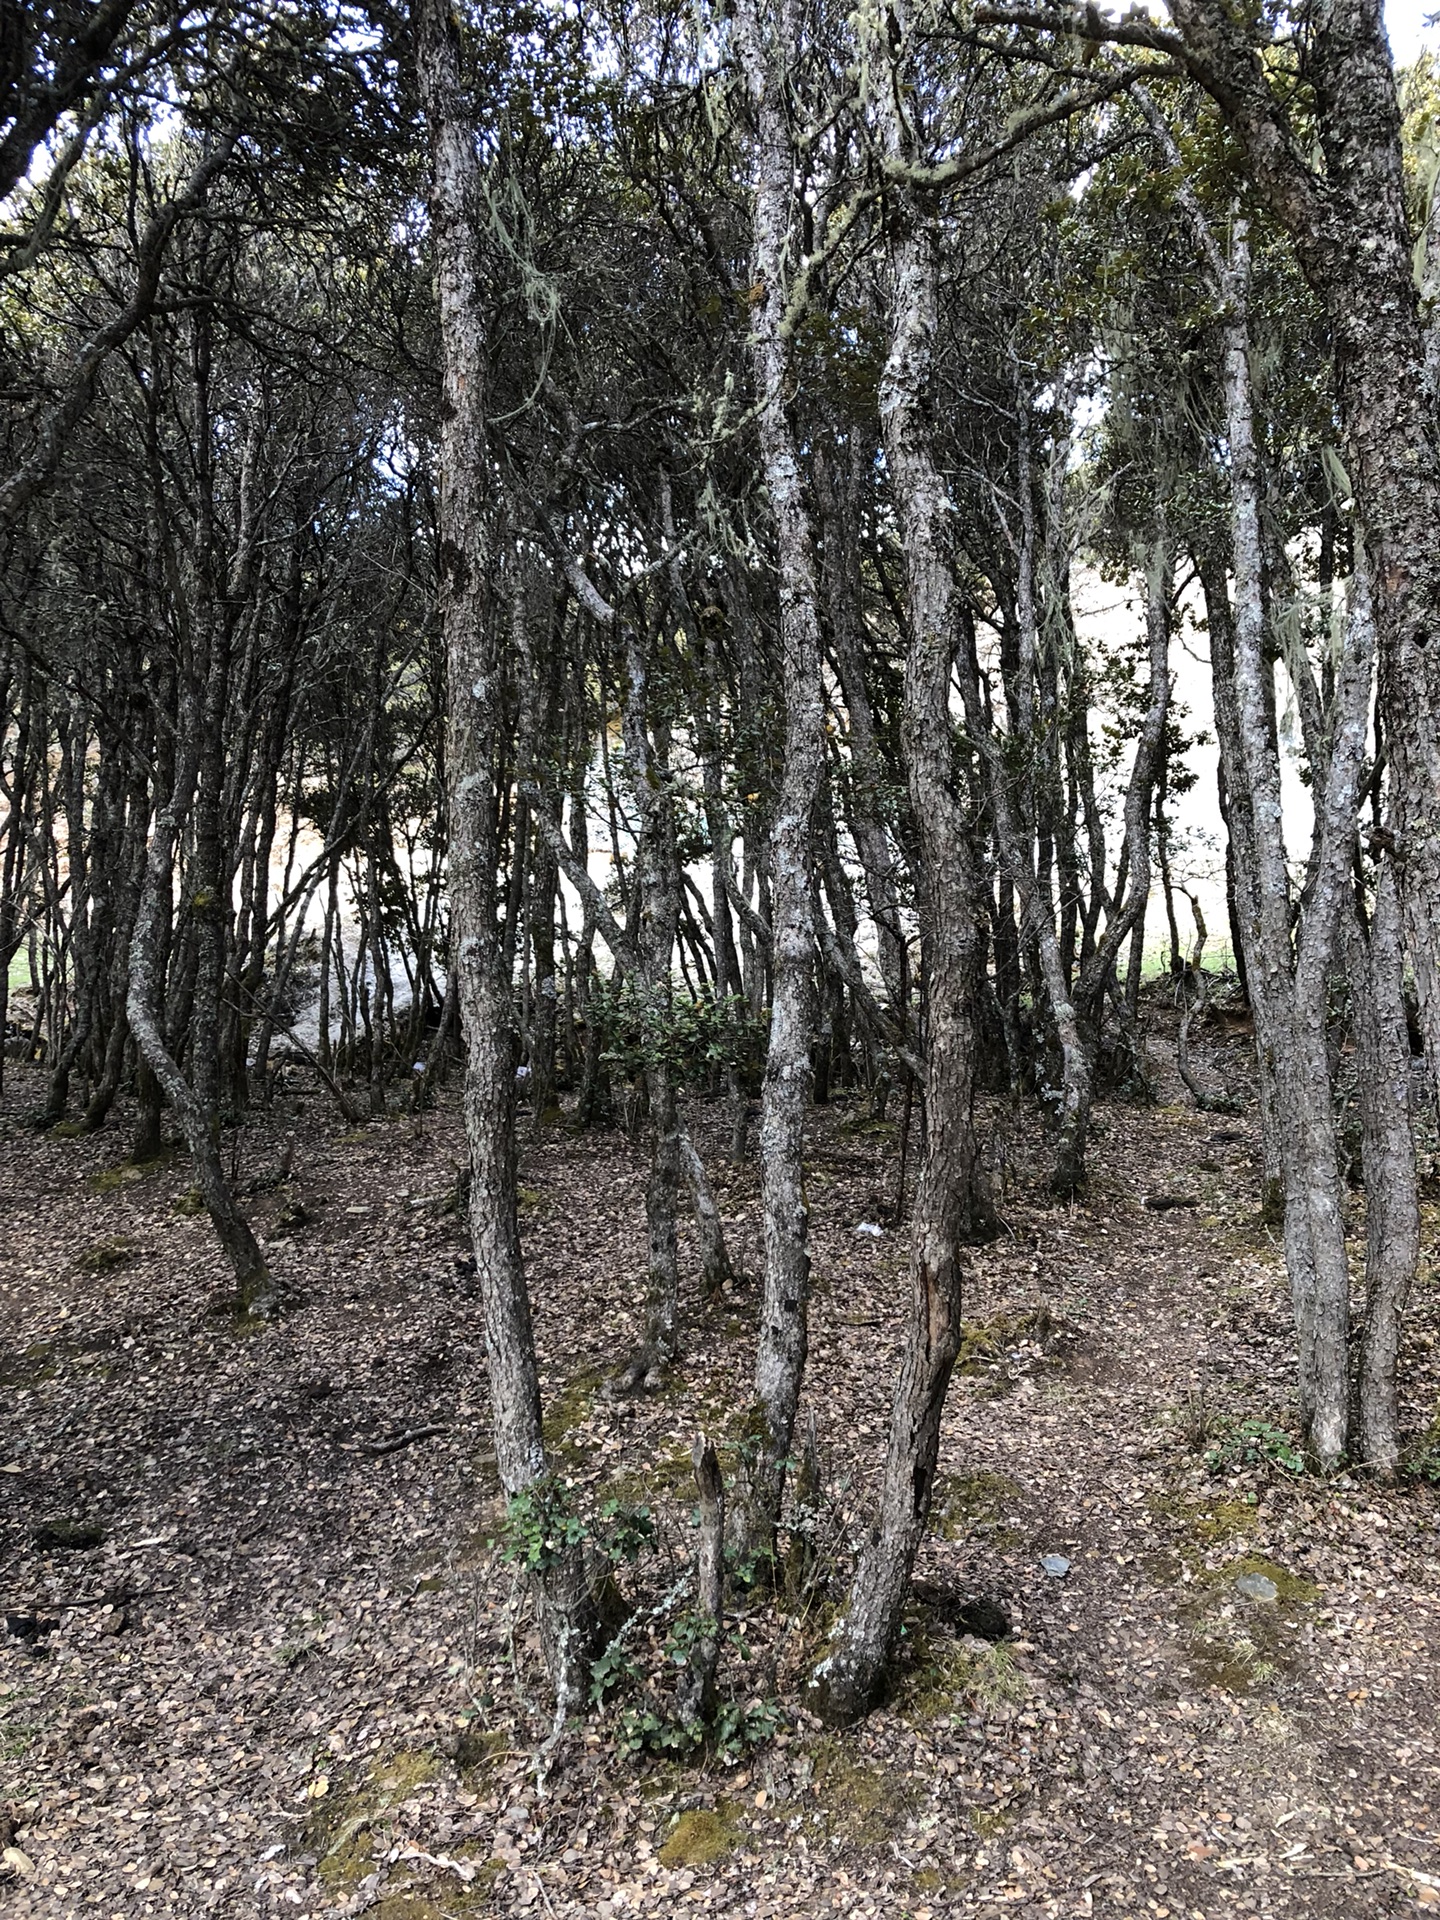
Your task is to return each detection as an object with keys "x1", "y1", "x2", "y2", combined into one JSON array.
[
  {"x1": 1041, "y1": 1555, "x2": 1071, "y2": 1578},
  {"x1": 1235, "y1": 1571, "x2": 1279, "y2": 1603}
]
